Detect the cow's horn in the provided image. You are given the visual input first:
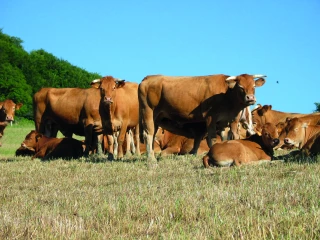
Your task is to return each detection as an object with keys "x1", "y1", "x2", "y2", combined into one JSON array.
[
  {"x1": 252, "y1": 74, "x2": 267, "y2": 78},
  {"x1": 91, "y1": 79, "x2": 101, "y2": 84},
  {"x1": 226, "y1": 76, "x2": 237, "y2": 81}
]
